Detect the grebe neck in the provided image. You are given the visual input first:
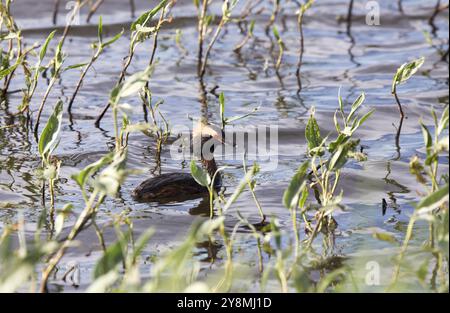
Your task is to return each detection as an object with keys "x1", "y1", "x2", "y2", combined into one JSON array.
[{"x1": 201, "y1": 157, "x2": 221, "y2": 186}]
